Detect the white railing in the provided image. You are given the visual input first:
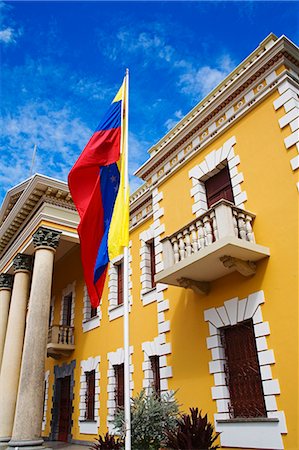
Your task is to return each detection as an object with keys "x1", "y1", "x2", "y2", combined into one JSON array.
[
  {"x1": 48, "y1": 325, "x2": 75, "y2": 346},
  {"x1": 162, "y1": 200, "x2": 255, "y2": 269}
]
